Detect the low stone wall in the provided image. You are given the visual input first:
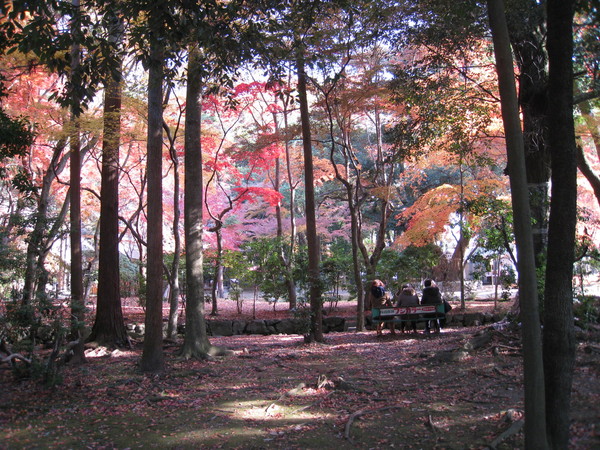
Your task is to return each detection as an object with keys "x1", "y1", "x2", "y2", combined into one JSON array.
[
  {"x1": 364, "y1": 311, "x2": 506, "y2": 329},
  {"x1": 126, "y1": 312, "x2": 505, "y2": 337}
]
